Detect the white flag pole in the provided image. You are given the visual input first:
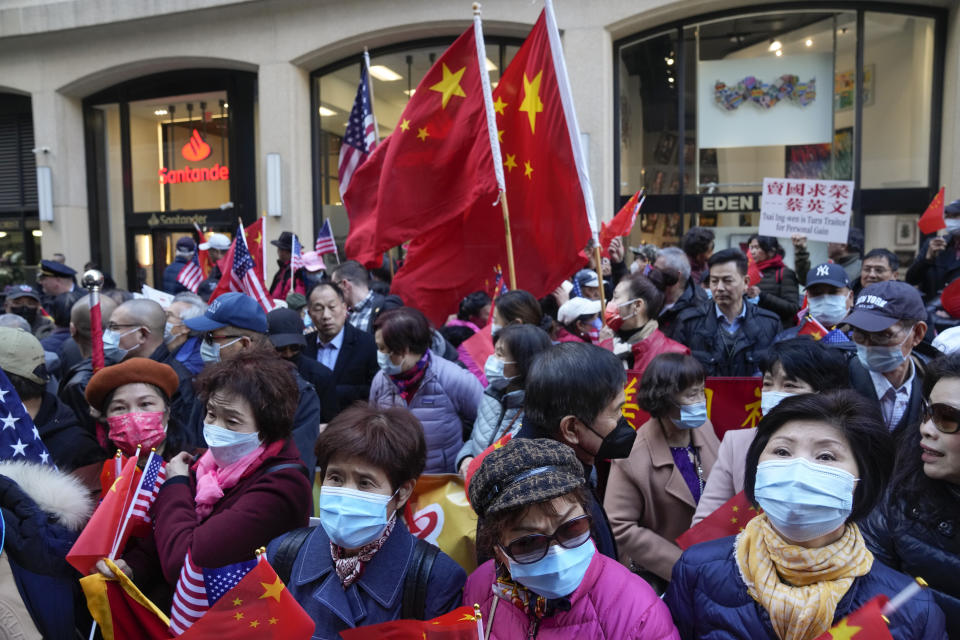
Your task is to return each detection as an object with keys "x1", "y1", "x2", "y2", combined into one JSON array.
[
  {"x1": 363, "y1": 48, "x2": 381, "y2": 145},
  {"x1": 473, "y1": 2, "x2": 515, "y2": 289}
]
